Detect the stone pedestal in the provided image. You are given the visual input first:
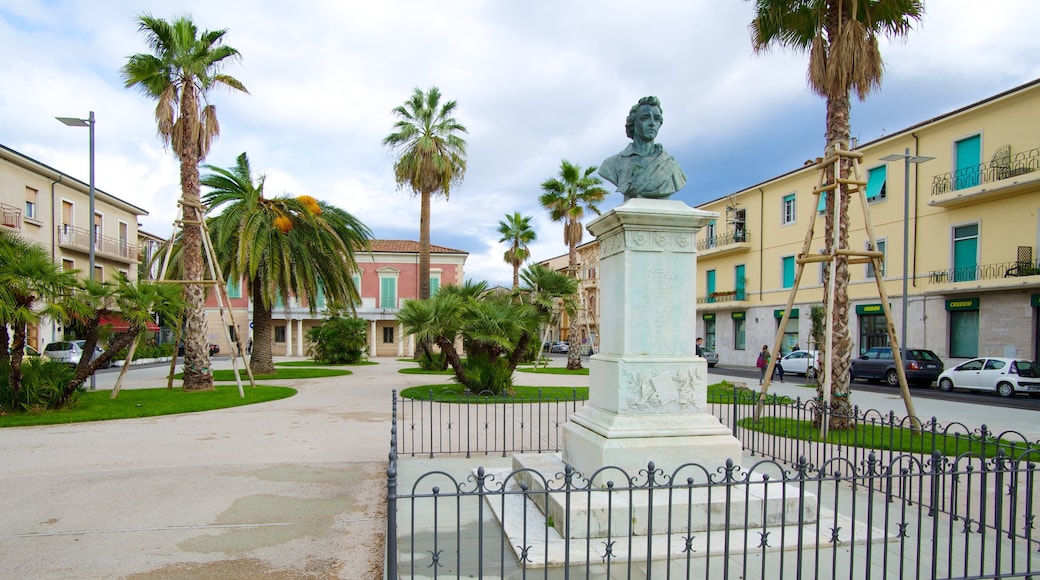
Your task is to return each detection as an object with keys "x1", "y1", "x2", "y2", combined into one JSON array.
[{"x1": 558, "y1": 198, "x2": 742, "y2": 477}]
